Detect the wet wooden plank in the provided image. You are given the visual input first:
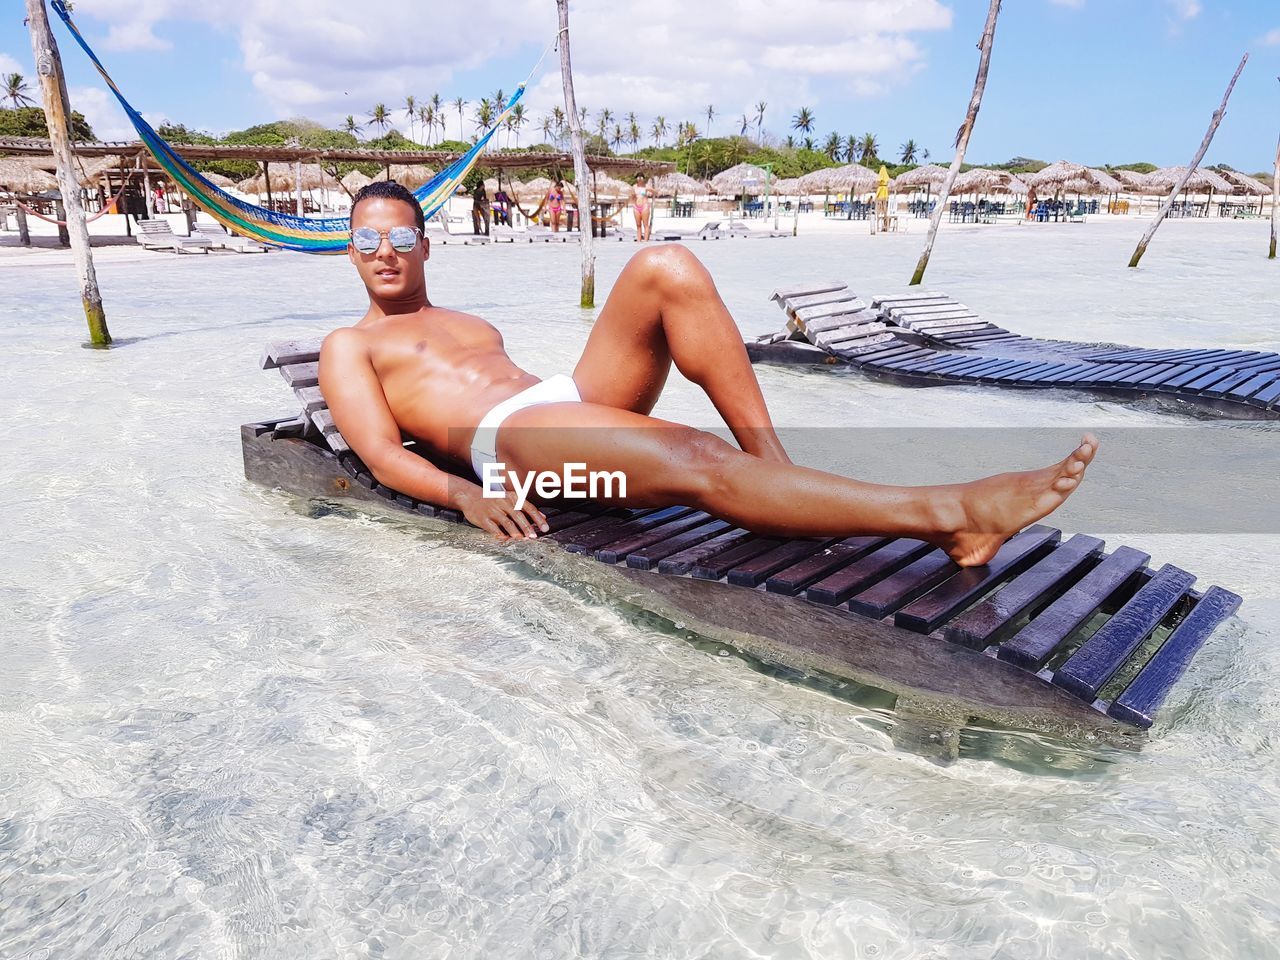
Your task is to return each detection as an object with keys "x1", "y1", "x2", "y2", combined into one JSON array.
[
  {"x1": 893, "y1": 525, "x2": 1060, "y2": 634},
  {"x1": 770, "y1": 281, "x2": 847, "y2": 302},
  {"x1": 847, "y1": 550, "x2": 958, "y2": 619},
  {"x1": 1221, "y1": 372, "x2": 1279, "y2": 402},
  {"x1": 1107, "y1": 586, "x2": 1242, "y2": 728},
  {"x1": 726, "y1": 538, "x2": 840, "y2": 587},
  {"x1": 1247, "y1": 378, "x2": 1280, "y2": 408},
  {"x1": 764, "y1": 536, "x2": 888, "y2": 595},
  {"x1": 261, "y1": 340, "x2": 322, "y2": 369},
  {"x1": 1052, "y1": 563, "x2": 1197, "y2": 702},
  {"x1": 942, "y1": 534, "x2": 1105, "y2": 649},
  {"x1": 595, "y1": 511, "x2": 714, "y2": 564},
  {"x1": 546, "y1": 508, "x2": 646, "y2": 545},
  {"x1": 1201, "y1": 370, "x2": 1263, "y2": 399},
  {"x1": 805, "y1": 539, "x2": 933, "y2": 605},
  {"x1": 626, "y1": 519, "x2": 732, "y2": 570},
  {"x1": 658, "y1": 527, "x2": 757, "y2": 575},
  {"x1": 691, "y1": 535, "x2": 784, "y2": 580},
  {"x1": 280, "y1": 361, "x2": 320, "y2": 388},
  {"x1": 997, "y1": 545, "x2": 1151, "y2": 670},
  {"x1": 562, "y1": 506, "x2": 694, "y2": 554}
]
